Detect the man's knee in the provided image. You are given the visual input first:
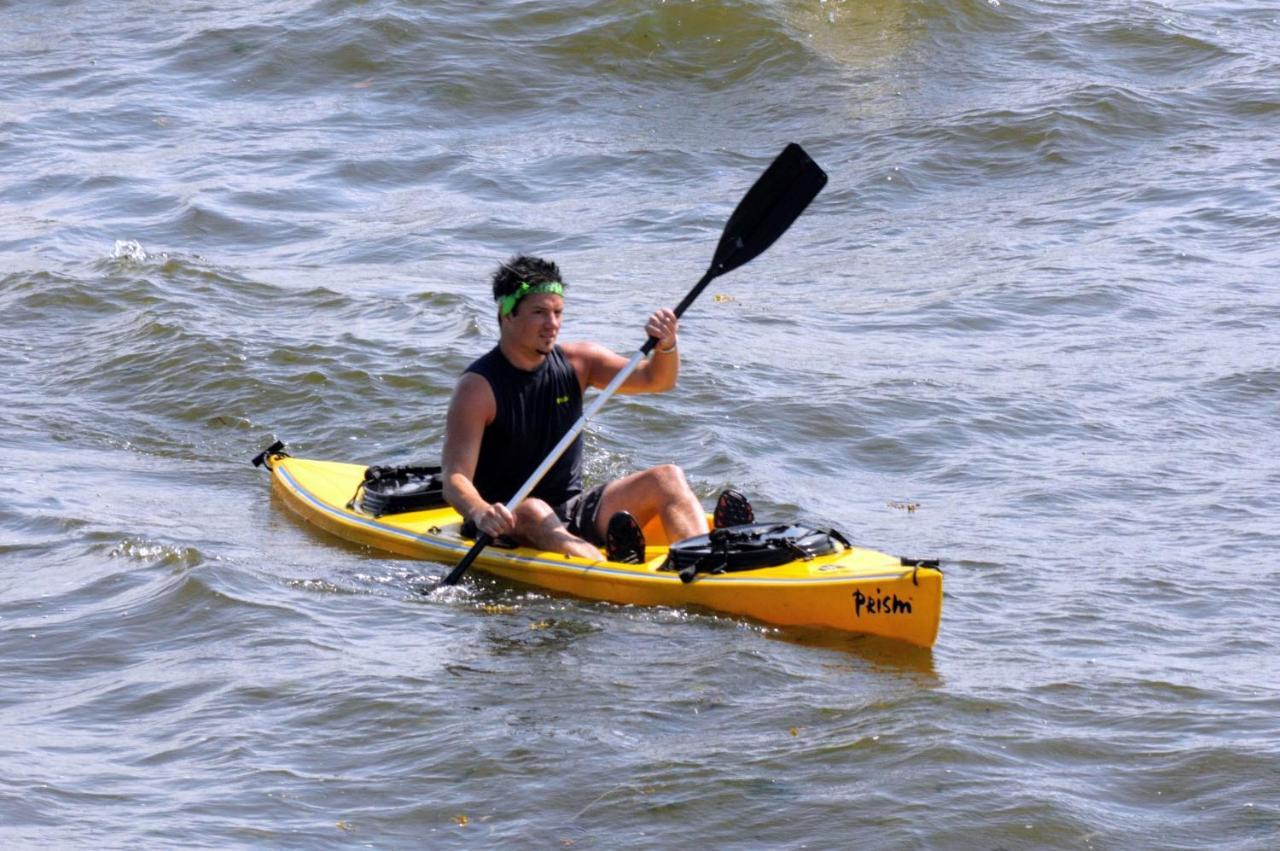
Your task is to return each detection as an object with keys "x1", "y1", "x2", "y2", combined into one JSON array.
[
  {"x1": 649, "y1": 463, "x2": 690, "y2": 494},
  {"x1": 513, "y1": 498, "x2": 555, "y2": 526}
]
